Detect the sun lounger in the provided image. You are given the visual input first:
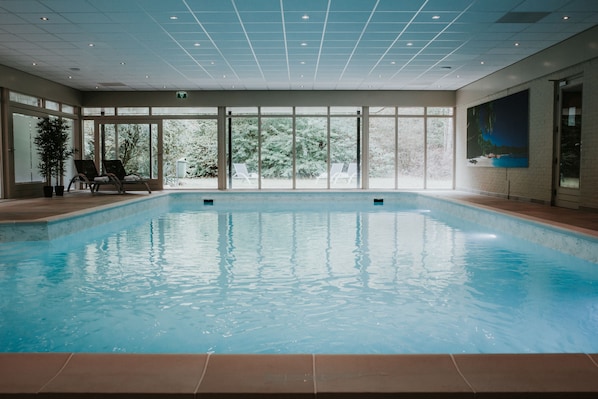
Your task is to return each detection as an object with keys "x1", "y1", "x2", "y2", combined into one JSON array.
[
  {"x1": 102, "y1": 159, "x2": 151, "y2": 193},
  {"x1": 67, "y1": 159, "x2": 122, "y2": 194}
]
